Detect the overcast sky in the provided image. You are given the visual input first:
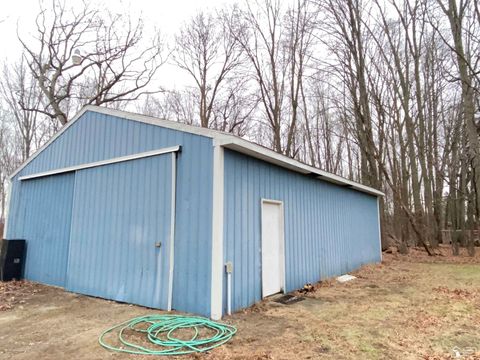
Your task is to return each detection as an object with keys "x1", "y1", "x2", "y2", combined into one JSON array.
[{"x1": 0, "y1": 0, "x2": 231, "y2": 89}]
